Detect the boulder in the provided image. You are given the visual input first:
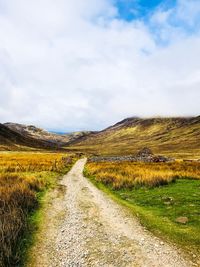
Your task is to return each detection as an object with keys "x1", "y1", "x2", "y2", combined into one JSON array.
[{"x1": 175, "y1": 216, "x2": 189, "y2": 224}]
